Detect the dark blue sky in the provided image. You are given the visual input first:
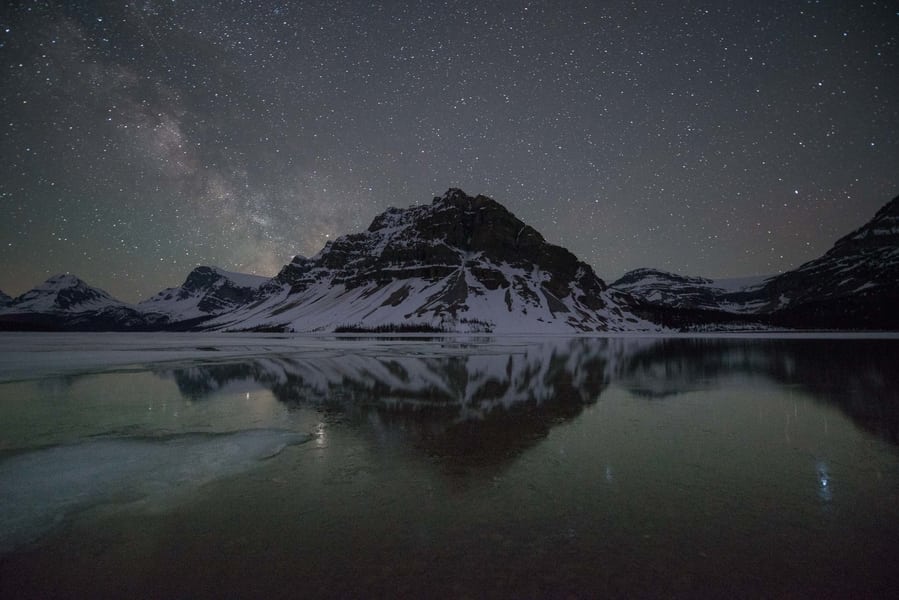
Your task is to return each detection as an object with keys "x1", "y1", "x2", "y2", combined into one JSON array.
[{"x1": 2, "y1": 1, "x2": 897, "y2": 301}]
